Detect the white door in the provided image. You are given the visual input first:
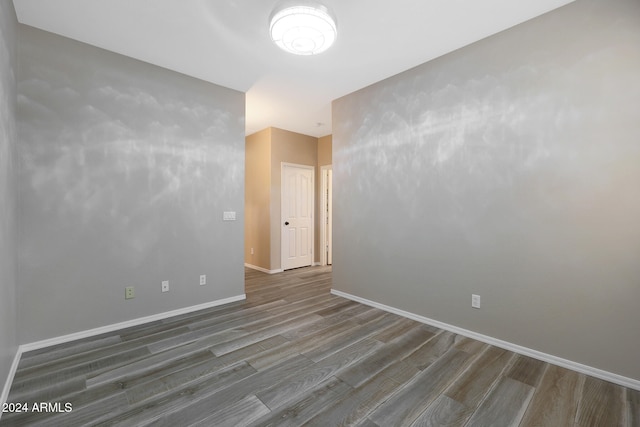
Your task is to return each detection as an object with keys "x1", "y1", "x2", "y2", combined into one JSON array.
[{"x1": 281, "y1": 163, "x2": 314, "y2": 270}]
